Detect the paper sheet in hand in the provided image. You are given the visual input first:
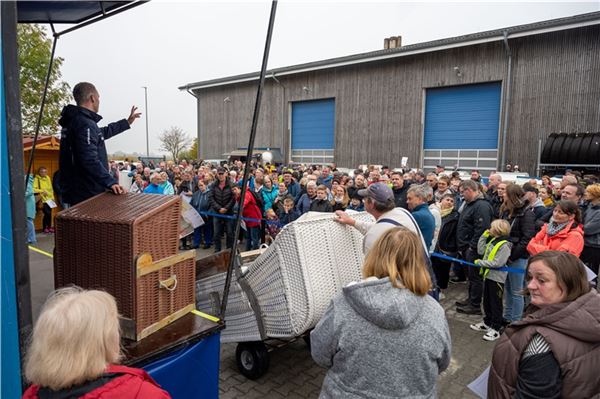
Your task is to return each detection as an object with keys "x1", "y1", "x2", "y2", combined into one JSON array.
[
  {"x1": 45, "y1": 199, "x2": 57, "y2": 208},
  {"x1": 182, "y1": 207, "x2": 205, "y2": 228},
  {"x1": 180, "y1": 193, "x2": 192, "y2": 204},
  {"x1": 467, "y1": 366, "x2": 489, "y2": 399}
]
